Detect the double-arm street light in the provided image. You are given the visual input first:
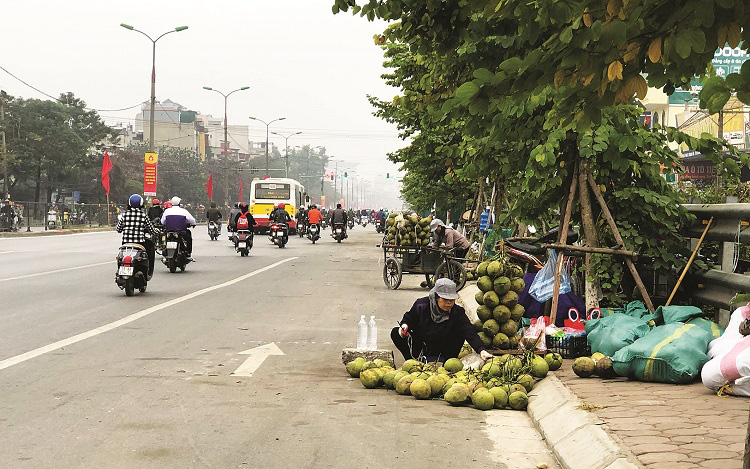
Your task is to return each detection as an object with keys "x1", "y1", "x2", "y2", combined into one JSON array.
[
  {"x1": 120, "y1": 24, "x2": 188, "y2": 153},
  {"x1": 271, "y1": 131, "x2": 302, "y2": 178},
  {"x1": 249, "y1": 117, "x2": 285, "y2": 177},
  {"x1": 203, "y1": 86, "x2": 250, "y2": 207}
]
